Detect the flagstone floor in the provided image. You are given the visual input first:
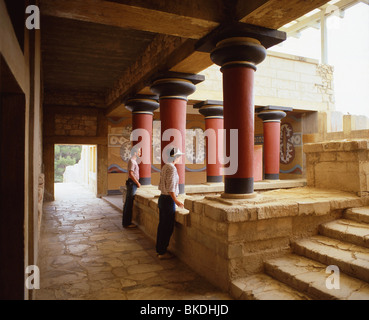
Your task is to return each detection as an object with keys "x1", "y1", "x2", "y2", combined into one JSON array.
[{"x1": 35, "y1": 183, "x2": 231, "y2": 300}]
